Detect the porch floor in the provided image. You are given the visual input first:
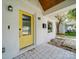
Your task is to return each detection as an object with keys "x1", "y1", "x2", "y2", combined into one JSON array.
[{"x1": 14, "y1": 44, "x2": 76, "y2": 59}]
